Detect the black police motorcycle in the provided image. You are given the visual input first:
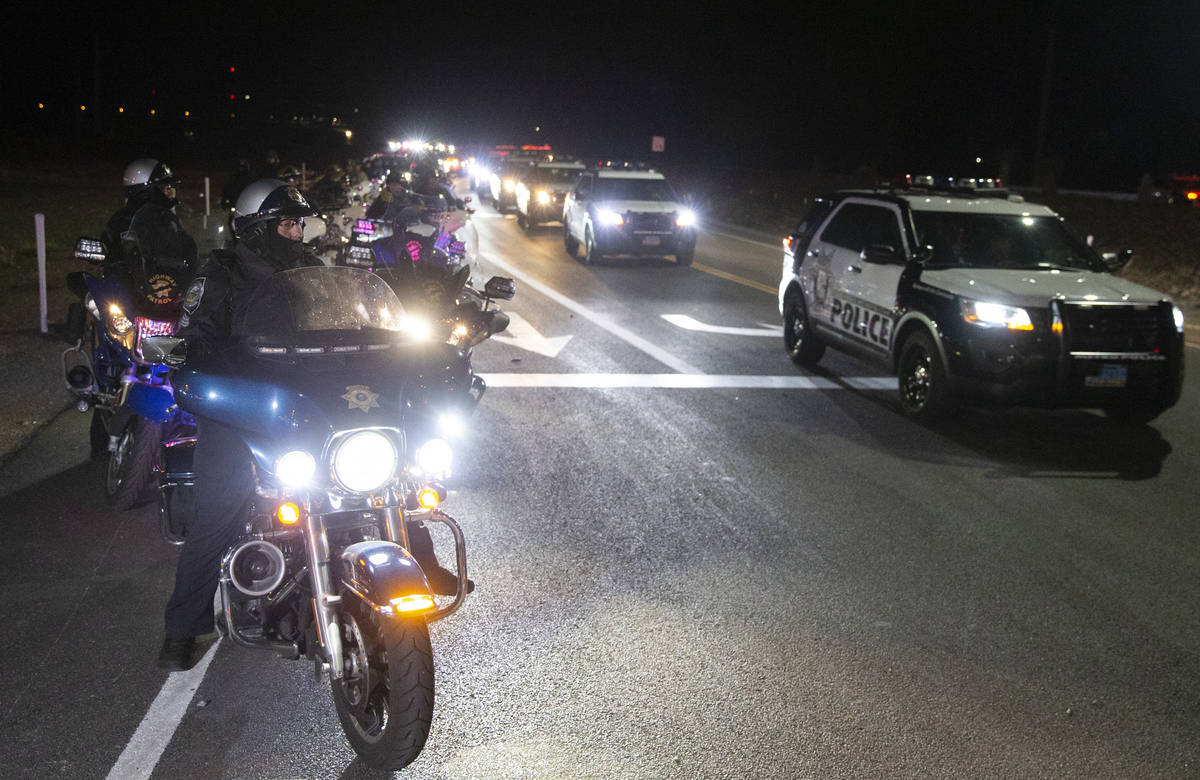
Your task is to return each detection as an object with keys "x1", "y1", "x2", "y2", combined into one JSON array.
[{"x1": 143, "y1": 264, "x2": 512, "y2": 770}]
